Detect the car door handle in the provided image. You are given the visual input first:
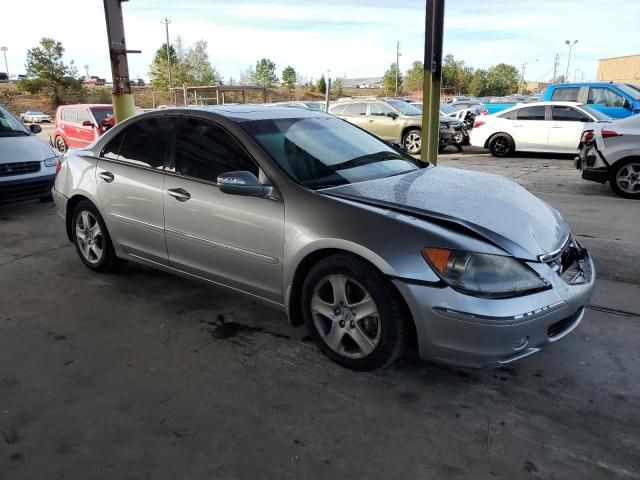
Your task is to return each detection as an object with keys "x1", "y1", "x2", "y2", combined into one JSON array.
[
  {"x1": 98, "y1": 171, "x2": 114, "y2": 183},
  {"x1": 167, "y1": 188, "x2": 191, "y2": 202}
]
